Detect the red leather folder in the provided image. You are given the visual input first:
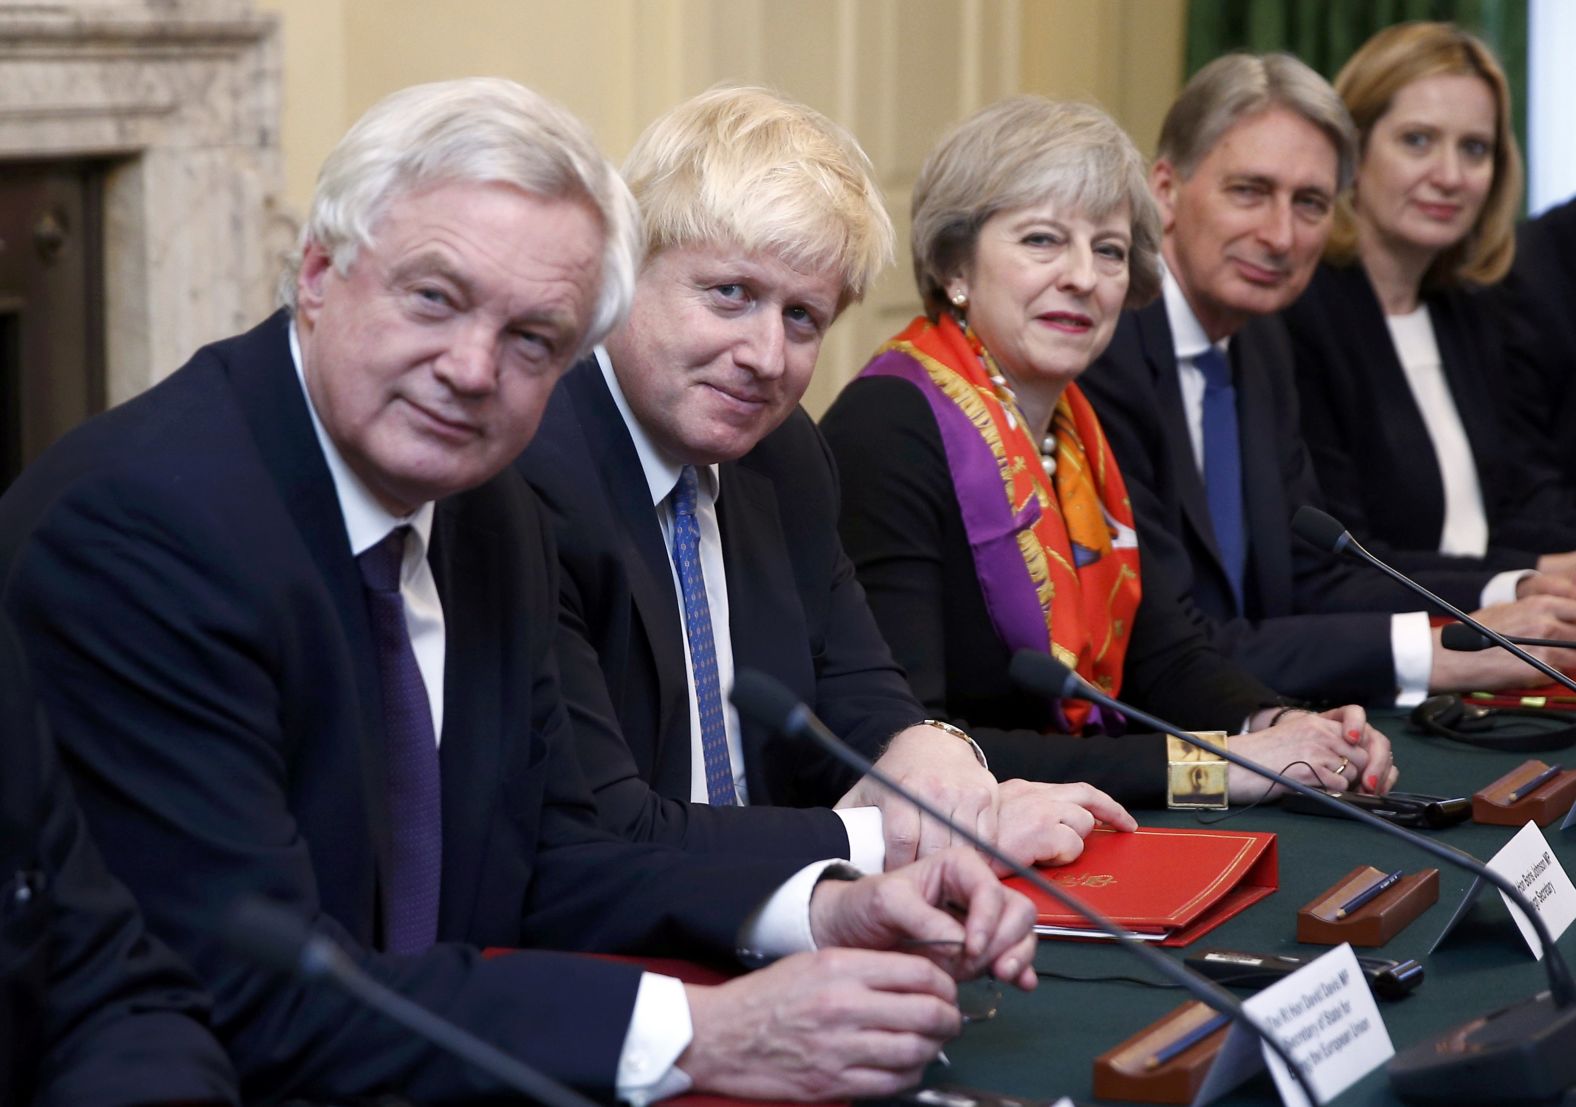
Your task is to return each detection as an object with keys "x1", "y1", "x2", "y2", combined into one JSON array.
[{"x1": 1003, "y1": 826, "x2": 1278, "y2": 947}]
